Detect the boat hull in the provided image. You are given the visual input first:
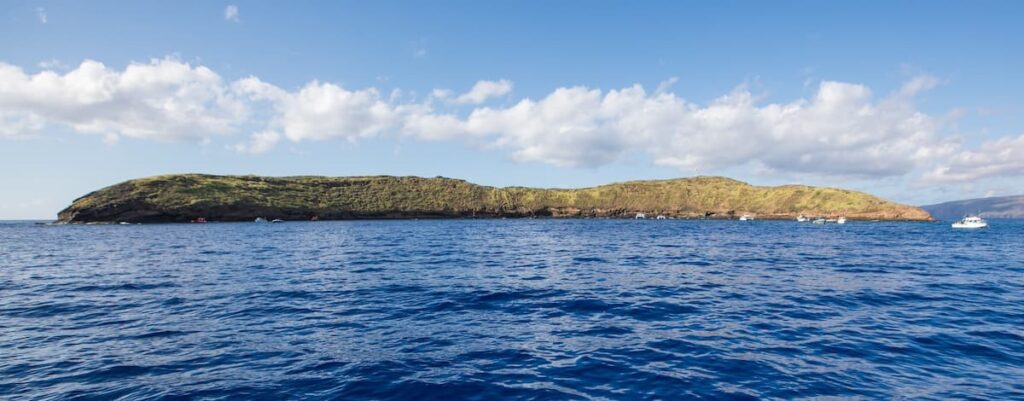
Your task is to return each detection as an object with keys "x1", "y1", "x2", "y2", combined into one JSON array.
[{"x1": 952, "y1": 223, "x2": 987, "y2": 229}]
